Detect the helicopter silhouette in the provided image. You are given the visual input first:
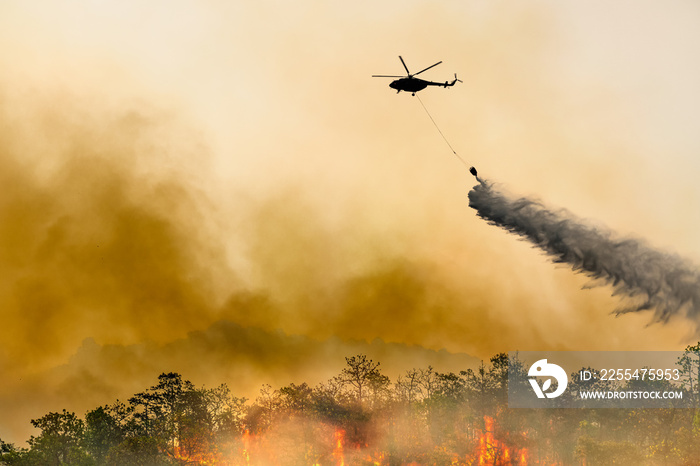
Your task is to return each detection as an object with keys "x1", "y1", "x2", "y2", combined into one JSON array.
[{"x1": 373, "y1": 56, "x2": 462, "y2": 95}]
